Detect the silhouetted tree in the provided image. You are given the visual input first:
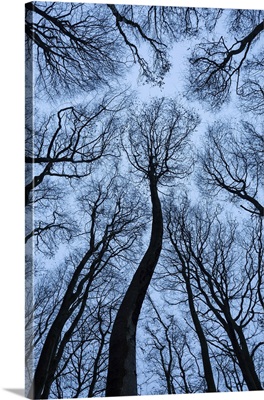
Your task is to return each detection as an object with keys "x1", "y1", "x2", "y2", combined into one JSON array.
[
  {"x1": 142, "y1": 294, "x2": 203, "y2": 395},
  {"x1": 26, "y1": 2, "x2": 223, "y2": 97},
  {"x1": 25, "y1": 92, "x2": 125, "y2": 207},
  {"x1": 197, "y1": 120, "x2": 264, "y2": 217},
  {"x1": 106, "y1": 97, "x2": 199, "y2": 396},
  {"x1": 25, "y1": 2, "x2": 127, "y2": 95},
  {"x1": 188, "y1": 9, "x2": 264, "y2": 109},
  {"x1": 165, "y1": 196, "x2": 217, "y2": 393},
  {"x1": 167, "y1": 198, "x2": 263, "y2": 391},
  {"x1": 28, "y1": 173, "x2": 145, "y2": 399}
]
